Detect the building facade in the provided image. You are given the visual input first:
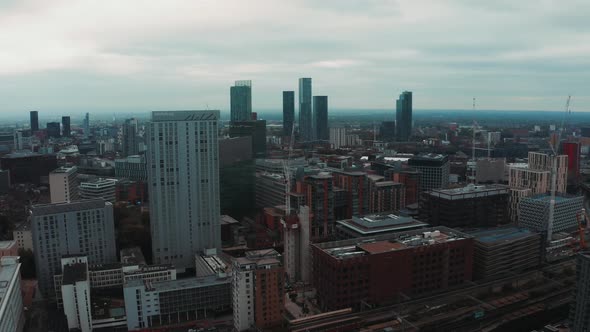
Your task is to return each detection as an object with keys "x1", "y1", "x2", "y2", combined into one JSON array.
[
  {"x1": 79, "y1": 178, "x2": 117, "y2": 202},
  {"x1": 61, "y1": 116, "x2": 71, "y2": 137},
  {"x1": 329, "y1": 127, "x2": 347, "y2": 149},
  {"x1": 146, "y1": 111, "x2": 221, "y2": 270},
  {"x1": 231, "y1": 80, "x2": 252, "y2": 122},
  {"x1": 13, "y1": 222, "x2": 33, "y2": 252},
  {"x1": 122, "y1": 118, "x2": 139, "y2": 157},
  {"x1": 228, "y1": 120, "x2": 267, "y2": 158},
  {"x1": 47, "y1": 122, "x2": 61, "y2": 138},
  {"x1": 570, "y1": 251, "x2": 590, "y2": 332},
  {"x1": 0, "y1": 256, "x2": 24, "y2": 332},
  {"x1": 30, "y1": 199, "x2": 117, "y2": 295},
  {"x1": 114, "y1": 155, "x2": 146, "y2": 181},
  {"x1": 408, "y1": 154, "x2": 449, "y2": 192},
  {"x1": 30, "y1": 111, "x2": 39, "y2": 132},
  {"x1": 518, "y1": 194, "x2": 584, "y2": 234},
  {"x1": 368, "y1": 176, "x2": 405, "y2": 214},
  {"x1": 298, "y1": 78, "x2": 313, "y2": 141},
  {"x1": 305, "y1": 173, "x2": 335, "y2": 239}
]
